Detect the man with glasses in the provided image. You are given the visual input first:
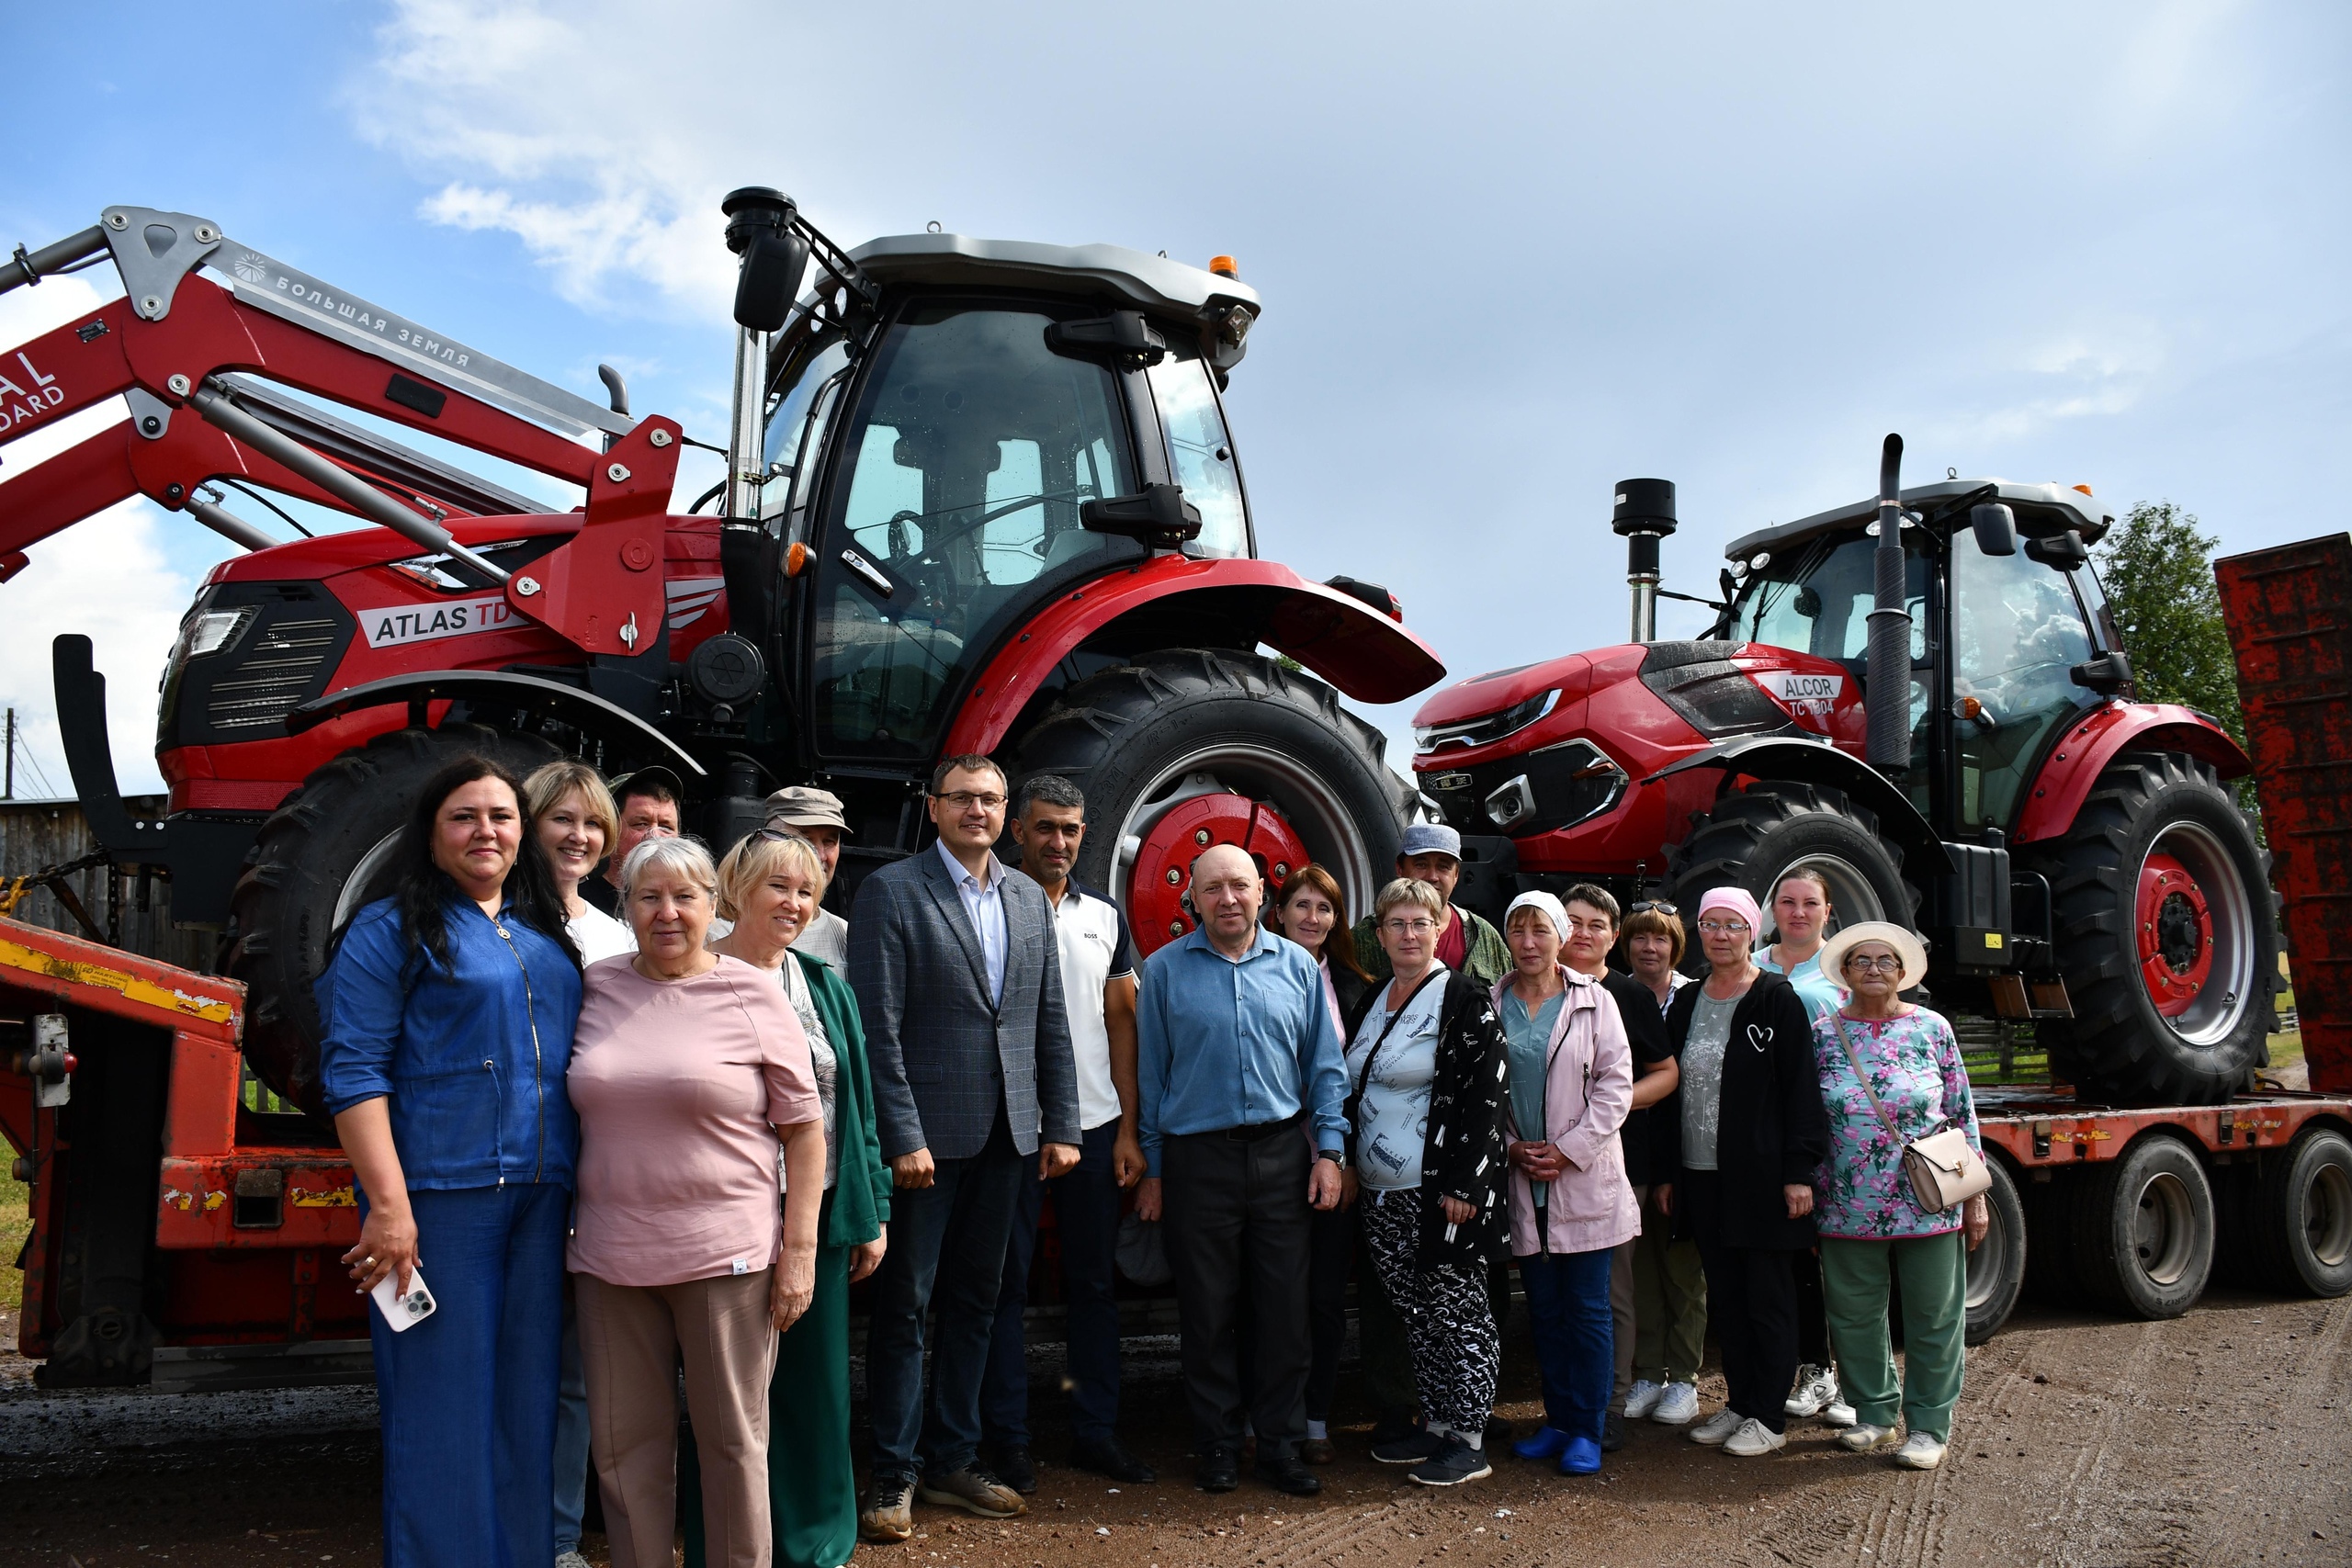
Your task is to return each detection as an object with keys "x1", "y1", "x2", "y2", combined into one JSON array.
[
  {"x1": 1134, "y1": 842, "x2": 1347, "y2": 1497},
  {"x1": 851, "y1": 755, "x2": 1081, "y2": 1541},
  {"x1": 1351, "y1": 823, "x2": 1510, "y2": 987},
  {"x1": 979, "y1": 773, "x2": 1155, "y2": 1492}
]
